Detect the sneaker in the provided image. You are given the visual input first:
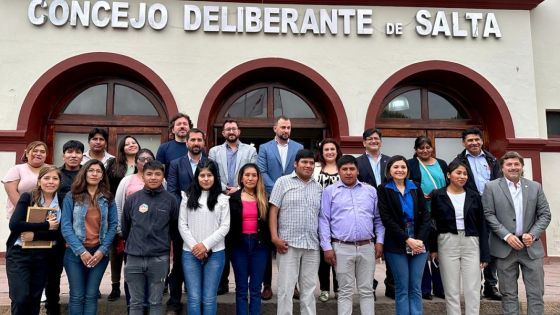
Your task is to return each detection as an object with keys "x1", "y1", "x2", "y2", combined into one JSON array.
[
  {"x1": 319, "y1": 291, "x2": 329, "y2": 302},
  {"x1": 41, "y1": 289, "x2": 47, "y2": 303}
]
